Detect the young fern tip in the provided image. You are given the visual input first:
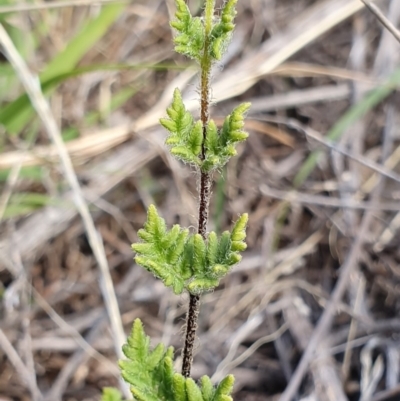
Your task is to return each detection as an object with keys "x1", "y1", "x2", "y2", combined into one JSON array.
[
  {"x1": 170, "y1": 0, "x2": 238, "y2": 63},
  {"x1": 210, "y1": 0, "x2": 238, "y2": 60},
  {"x1": 170, "y1": 0, "x2": 205, "y2": 61}
]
